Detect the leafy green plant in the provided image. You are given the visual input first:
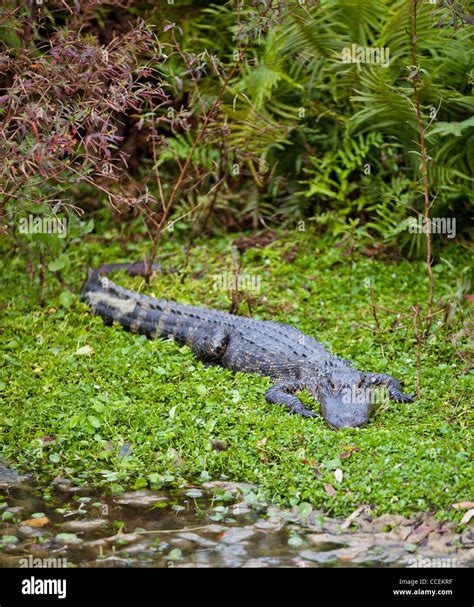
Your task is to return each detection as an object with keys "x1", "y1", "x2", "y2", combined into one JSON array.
[
  {"x1": 194, "y1": 0, "x2": 473, "y2": 249},
  {"x1": 7, "y1": 206, "x2": 94, "y2": 303}
]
